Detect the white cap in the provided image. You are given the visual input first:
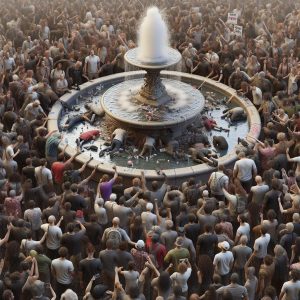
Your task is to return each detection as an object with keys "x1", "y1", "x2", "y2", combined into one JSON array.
[
  {"x1": 146, "y1": 203, "x2": 153, "y2": 211},
  {"x1": 135, "y1": 240, "x2": 145, "y2": 249},
  {"x1": 218, "y1": 241, "x2": 230, "y2": 251}
]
